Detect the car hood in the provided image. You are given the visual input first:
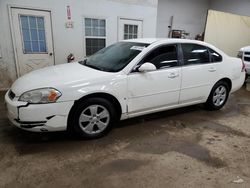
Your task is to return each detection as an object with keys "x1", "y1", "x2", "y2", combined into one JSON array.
[
  {"x1": 11, "y1": 62, "x2": 113, "y2": 96},
  {"x1": 240, "y1": 46, "x2": 250, "y2": 52}
]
